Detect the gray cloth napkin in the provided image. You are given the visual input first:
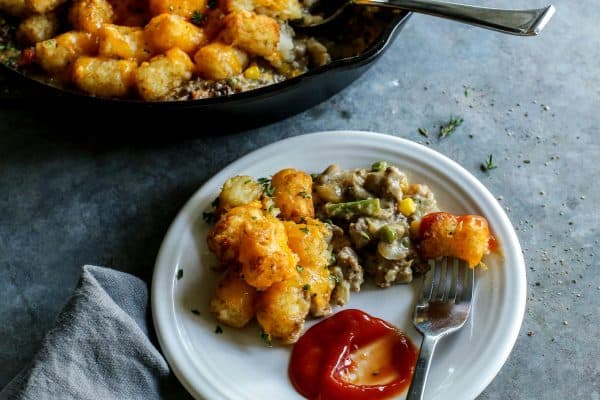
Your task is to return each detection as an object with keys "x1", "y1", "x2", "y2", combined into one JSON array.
[{"x1": 0, "y1": 265, "x2": 191, "y2": 400}]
